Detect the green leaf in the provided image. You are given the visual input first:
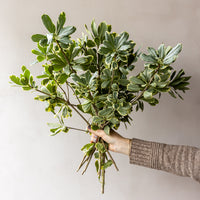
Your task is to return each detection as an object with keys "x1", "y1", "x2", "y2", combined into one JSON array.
[
  {"x1": 32, "y1": 49, "x2": 44, "y2": 56},
  {"x1": 140, "y1": 53, "x2": 157, "y2": 63},
  {"x1": 129, "y1": 76, "x2": 145, "y2": 85},
  {"x1": 57, "y1": 36, "x2": 71, "y2": 44},
  {"x1": 21, "y1": 65, "x2": 27, "y2": 72},
  {"x1": 39, "y1": 38, "x2": 48, "y2": 47},
  {"x1": 62, "y1": 106, "x2": 72, "y2": 118},
  {"x1": 81, "y1": 143, "x2": 94, "y2": 155},
  {"x1": 92, "y1": 116, "x2": 104, "y2": 124},
  {"x1": 95, "y1": 142, "x2": 105, "y2": 153},
  {"x1": 107, "y1": 24, "x2": 112, "y2": 32},
  {"x1": 111, "y1": 83, "x2": 119, "y2": 91},
  {"x1": 116, "y1": 32, "x2": 129, "y2": 49},
  {"x1": 104, "y1": 125, "x2": 110, "y2": 135},
  {"x1": 94, "y1": 152, "x2": 99, "y2": 159},
  {"x1": 24, "y1": 69, "x2": 30, "y2": 80},
  {"x1": 62, "y1": 126, "x2": 69, "y2": 133},
  {"x1": 36, "y1": 74, "x2": 49, "y2": 79},
  {"x1": 168, "y1": 90, "x2": 177, "y2": 98},
  {"x1": 101, "y1": 80, "x2": 110, "y2": 88},
  {"x1": 22, "y1": 86, "x2": 32, "y2": 91},
  {"x1": 119, "y1": 67, "x2": 128, "y2": 75},
  {"x1": 91, "y1": 124, "x2": 100, "y2": 130},
  {"x1": 84, "y1": 70, "x2": 92, "y2": 84},
  {"x1": 82, "y1": 100, "x2": 92, "y2": 112},
  {"x1": 34, "y1": 95, "x2": 50, "y2": 101},
  {"x1": 91, "y1": 19, "x2": 98, "y2": 37},
  {"x1": 10, "y1": 75, "x2": 22, "y2": 85},
  {"x1": 163, "y1": 56, "x2": 177, "y2": 65},
  {"x1": 57, "y1": 73, "x2": 68, "y2": 84},
  {"x1": 57, "y1": 12, "x2": 66, "y2": 34},
  {"x1": 50, "y1": 127, "x2": 63, "y2": 136},
  {"x1": 37, "y1": 56, "x2": 45, "y2": 62},
  {"x1": 86, "y1": 39, "x2": 96, "y2": 47},
  {"x1": 164, "y1": 43, "x2": 182, "y2": 60},
  {"x1": 143, "y1": 90, "x2": 153, "y2": 99},
  {"x1": 147, "y1": 47, "x2": 158, "y2": 58},
  {"x1": 71, "y1": 73, "x2": 85, "y2": 85},
  {"x1": 158, "y1": 44, "x2": 165, "y2": 59},
  {"x1": 99, "y1": 108, "x2": 113, "y2": 117},
  {"x1": 95, "y1": 160, "x2": 99, "y2": 173},
  {"x1": 98, "y1": 46, "x2": 110, "y2": 55},
  {"x1": 118, "y1": 79, "x2": 129, "y2": 86},
  {"x1": 41, "y1": 14, "x2": 55, "y2": 33},
  {"x1": 117, "y1": 105, "x2": 130, "y2": 116},
  {"x1": 127, "y1": 83, "x2": 141, "y2": 92},
  {"x1": 98, "y1": 22, "x2": 107, "y2": 40},
  {"x1": 31, "y1": 34, "x2": 46, "y2": 42},
  {"x1": 58, "y1": 26, "x2": 76, "y2": 37},
  {"x1": 103, "y1": 160, "x2": 113, "y2": 169},
  {"x1": 74, "y1": 55, "x2": 93, "y2": 65}
]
